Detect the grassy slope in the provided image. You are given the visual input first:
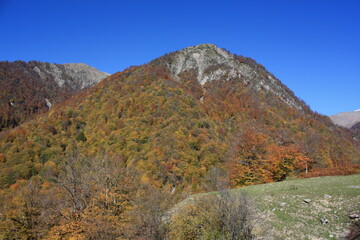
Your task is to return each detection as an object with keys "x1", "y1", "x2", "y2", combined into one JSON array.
[{"x1": 190, "y1": 175, "x2": 360, "y2": 240}]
